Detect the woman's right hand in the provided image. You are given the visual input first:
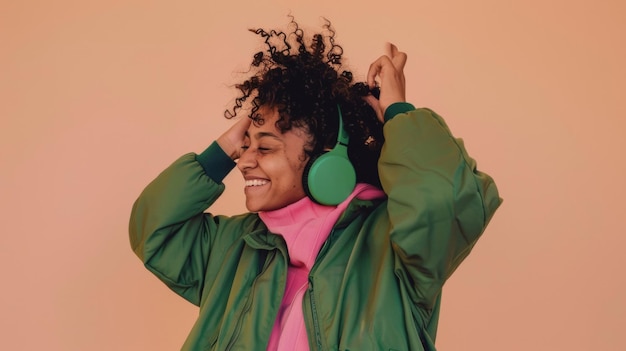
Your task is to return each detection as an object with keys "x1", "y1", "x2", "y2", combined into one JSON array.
[{"x1": 216, "y1": 116, "x2": 252, "y2": 160}]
